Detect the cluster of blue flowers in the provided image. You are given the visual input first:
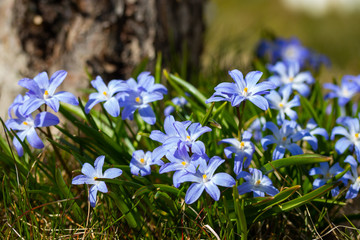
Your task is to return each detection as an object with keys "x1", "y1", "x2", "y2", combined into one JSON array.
[
  {"x1": 6, "y1": 70, "x2": 78, "y2": 156},
  {"x1": 6, "y1": 36, "x2": 360, "y2": 208}
]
